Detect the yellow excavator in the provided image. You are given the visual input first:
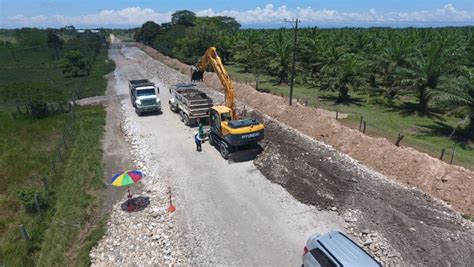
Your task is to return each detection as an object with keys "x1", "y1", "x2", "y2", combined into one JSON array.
[{"x1": 193, "y1": 47, "x2": 265, "y2": 159}]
